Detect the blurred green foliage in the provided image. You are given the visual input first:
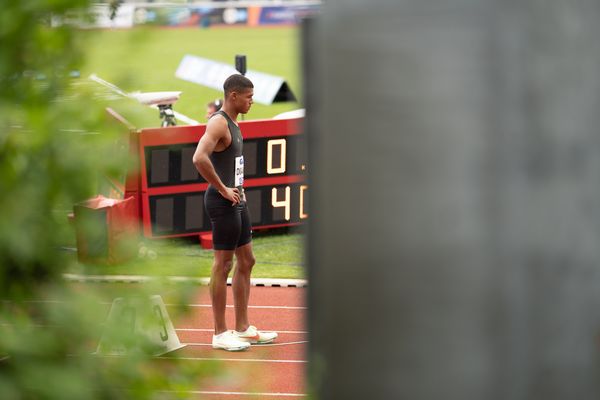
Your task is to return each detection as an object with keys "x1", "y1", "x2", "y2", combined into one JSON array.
[
  {"x1": 0, "y1": 2, "x2": 213, "y2": 398},
  {"x1": 0, "y1": 0, "x2": 104, "y2": 297}
]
